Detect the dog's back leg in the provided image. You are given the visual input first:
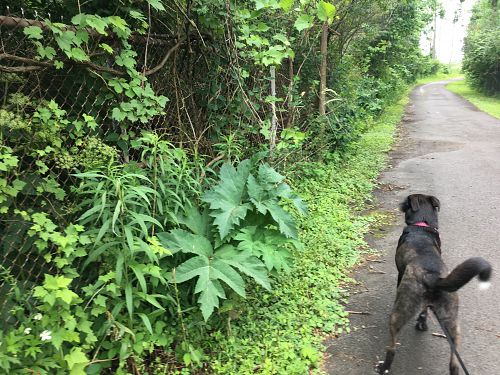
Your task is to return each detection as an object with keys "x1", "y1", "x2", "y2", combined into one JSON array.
[
  {"x1": 432, "y1": 302, "x2": 461, "y2": 375},
  {"x1": 445, "y1": 320, "x2": 460, "y2": 375},
  {"x1": 377, "y1": 268, "x2": 424, "y2": 374}
]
